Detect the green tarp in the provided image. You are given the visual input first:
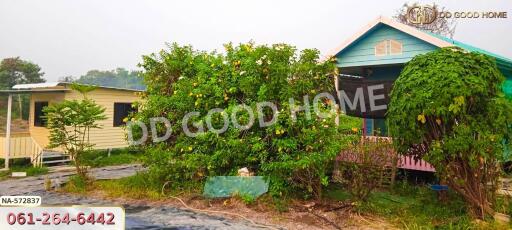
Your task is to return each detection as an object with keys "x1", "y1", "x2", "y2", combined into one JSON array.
[
  {"x1": 505, "y1": 80, "x2": 512, "y2": 161},
  {"x1": 203, "y1": 176, "x2": 269, "y2": 199}
]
